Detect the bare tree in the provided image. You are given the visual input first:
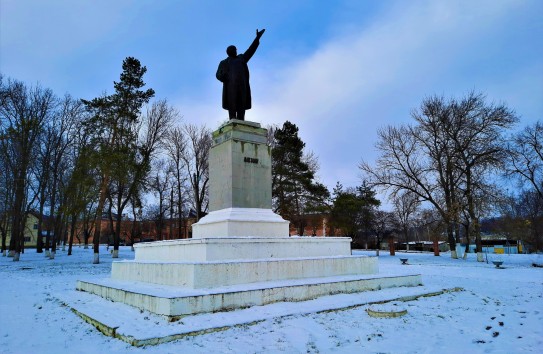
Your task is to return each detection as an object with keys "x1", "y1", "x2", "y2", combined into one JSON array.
[
  {"x1": 506, "y1": 121, "x2": 543, "y2": 198},
  {"x1": 496, "y1": 190, "x2": 543, "y2": 252},
  {"x1": 43, "y1": 95, "x2": 82, "y2": 259},
  {"x1": 33, "y1": 125, "x2": 54, "y2": 255},
  {"x1": 361, "y1": 93, "x2": 516, "y2": 260},
  {"x1": 370, "y1": 210, "x2": 395, "y2": 256},
  {"x1": 391, "y1": 190, "x2": 420, "y2": 251},
  {"x1": 181, "y1": 124, "x2": 211, "y2": 222},
  {"x1": 108, "y1": 100, "x2": 174, "y2": 257},
  {"x1": 360, "y1": 122, "x2": 461, "y2": 258},
  {"x1": 265, "y1": 124, "x2": 278, "y2": 147},
  {"x1": 411, "y1": 208, "x2": 445, "y2": 255},
  {"x1": 164, "y1": 126, "x2": 190, "y2": 238},
  {"x1": 57, "y1": 107, "x2": 100, "y2": 255},
  {"x1": 448, "y1": 92, "x2": 517, "y2": 261},
  {"x1": 148, "y1": 159, "x2": 171, "y2": 240},
  {"x1": 0, "y1": 77, "x2": 56, "y2": 261},
  {"x1": 0, "y1": 141, "x2": 13, "y2": 256}
]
